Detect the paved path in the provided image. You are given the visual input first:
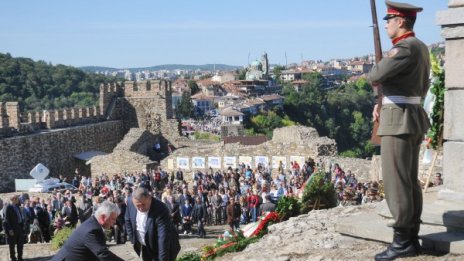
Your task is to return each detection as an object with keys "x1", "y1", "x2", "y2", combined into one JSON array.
[{"x1": 0, "y1": 225, "x2": 228, "y2": 261}]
